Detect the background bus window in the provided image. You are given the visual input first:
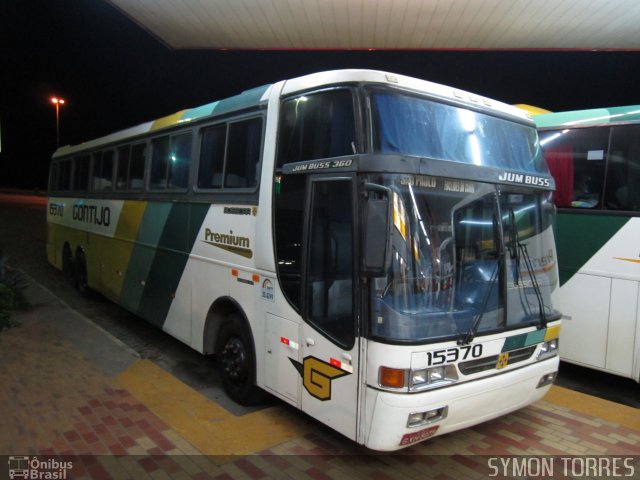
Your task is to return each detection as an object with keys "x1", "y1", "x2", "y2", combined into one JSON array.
[
  {"x1": 198, "y1": 124, "x2": 226, "y2": 189},
  {"x1": 605, "y1": 124, "x2": 640, "y2": 211},
  {"x1": 225, "y1": 117, "x2": 262, "y2": 189},
  {"x1": 92, "y1": 150, "x2": 114, "y2": 191},
  {"x1": 541, "y1": 127, "x2": 609, "y2": 208},
  {"x1": 277, "y1": 90, "x2": 356, "y2": 168},
  {"x1": 72, "y1": 155, "x2": 90, "y2": 191}
]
